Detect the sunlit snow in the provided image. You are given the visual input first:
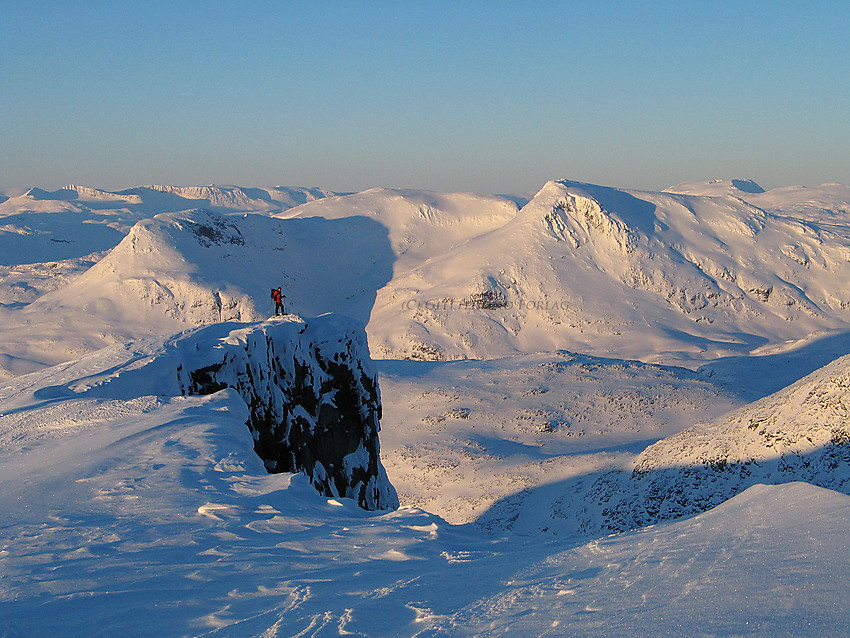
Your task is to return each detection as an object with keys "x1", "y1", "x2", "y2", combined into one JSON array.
[{"x1": 3, "y1": 179, "x2": 850, "y2": 636}]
